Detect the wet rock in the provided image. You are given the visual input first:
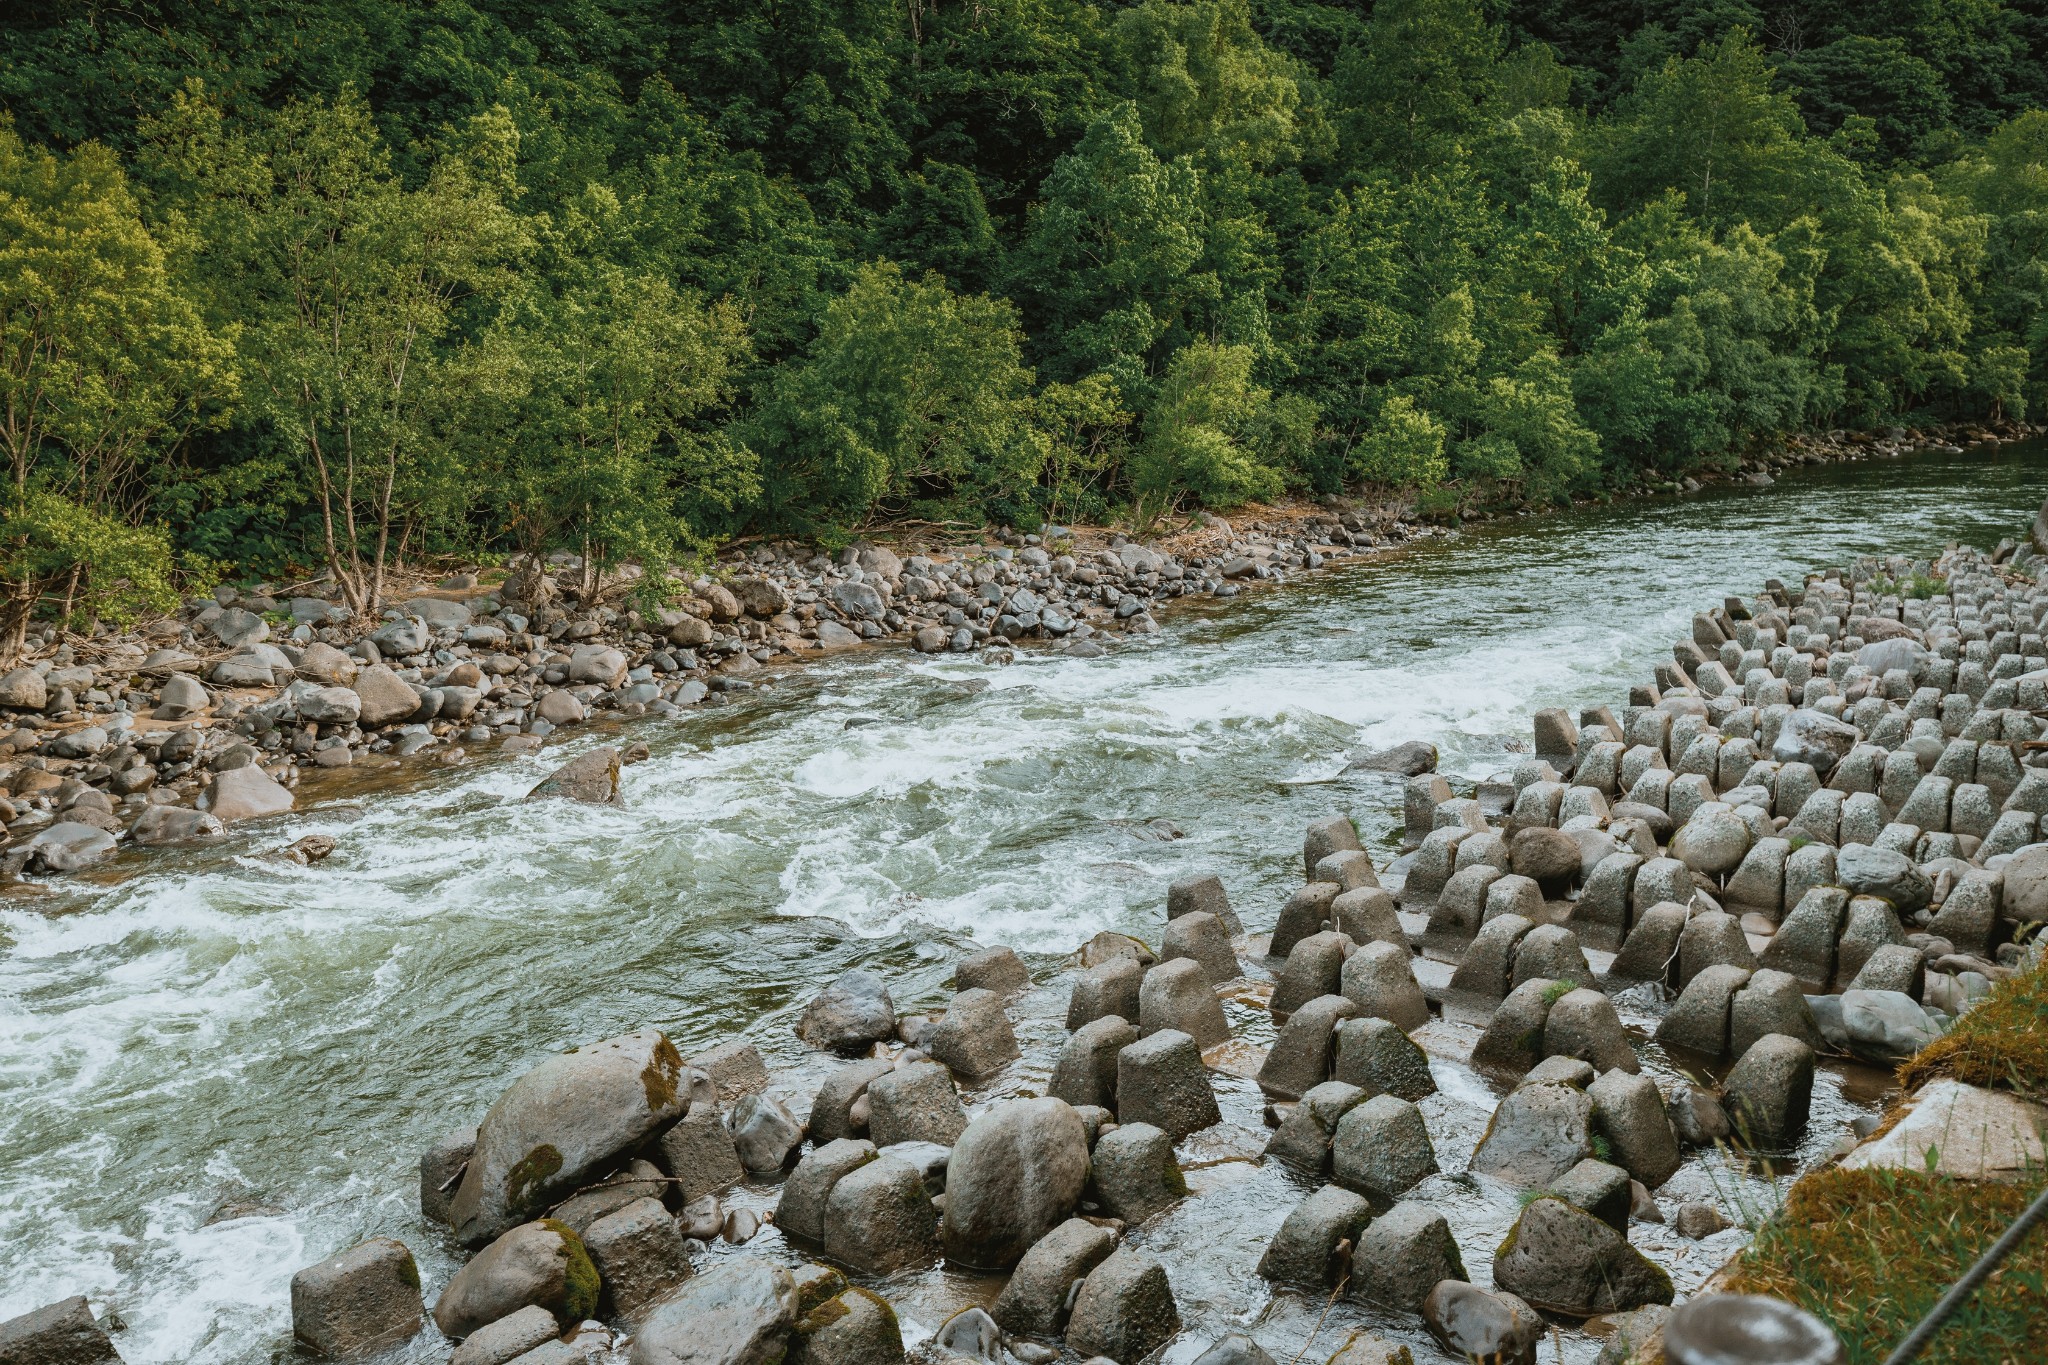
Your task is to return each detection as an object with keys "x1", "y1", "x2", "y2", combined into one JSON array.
[
  {"x1": 586, "y1": 1197, "x2": 691, "y2": 1322},
  {"x1": 433, "y1": 1221, "x2": 598, "y2": 1339},
  {"x1": 1842, "y1": 988, "x2": 1942, "y2": 1061},
  {"x1": 797, "y1": 972, "x2": 898, "y2": 1055},
  {"x1": 628, "y1": 1259, "x2": 799, "y2": 1365},
  {"x1": 1051, "y1": 1016, "x2": 1137, "y2": 1113},
  {"x1": 1092, "y1": 1121, "x2": 1186, "y2": 1224},
  {"x1": 421, "y1": 1125, "x2": 478, "y2": 1225},
  {"x1": 449, "y1": 1306, "x2": 559, "y2": 1365},
  {"x1": 0, "y1": 1296, "x2": 122, "y2": 1364},
  {"x1": 658, "y1": 1105, "x2": 746, "y2": 1205},
  {"x1": 1549, "y1": 1159, "x2": 1632, "y2": 1231},
  {"x1": 1469, "y1": 1082, "x2": 1595, "y2": 1188},
  {"x1": 1270, "y1": 931, "x2": 1350, "y2": 1020},
  {"x1": 1331, "y1": 1094, "x2": 1437, "y2": 1206},
  {"x1": 1349, "y1": 740, "x2": 1438, "y2": 776},
  {"x1": 789, "y1": 1286, "x2": 903, "y2": 1365},
  {"x1": 931, "y1": 1306, "x2": 999, "y2": 1362},
  {"x1": 1759, "y1": 887, "x2": 1847, "y2": 992},
  {"x1": 1836, "y1": 843, "x2": 1933, "y2": 912},
  {"x1": 1304, "y1": 815, "x2": 1363, "y2": 880},
  {"x1": 1272, "y1": 882, "x2": 1342, "y2": 959},
  {"x1": 1339, "y1": 941, "x2": 1429, "y2": 1032},
  {"x1": 778, "y1": 1140, "x2": 878, "y2": 1245},
  {"x1": 1192, "y1": 1333, "x2": 1276, "y2": 1365},
  {"x1": 1520, "y1": 1056, "x2": 1595, "y2": 1089},
  {"x1": 824, "y1": 1155, "x2": 938, "y2": 1274},
  {"x1": 866, "y1": 1061, "x2": 968, "y2": 1148},
  {"x1": 1588, "y1": 1070, "x2": 1682, "y2": 1189},
  {"x1": 1729, "y1": 968, "x2": 1824, "y2": 1056},
  {"x1": 126, "y1": 804, "x2": 226, "y2": 847},
  {"x1": 1167, "y1": 873, "x2": 1243, "y2": 934},
  {"x1": 1066, "y1": 1248, "x2": 1180, "y2": 1365},
  {"x1": 1115, "y1": 1029, "x2": 1219, "y2": 1139},
  {"x1": 1655, "y1": 964, "x2": 1752, "y2": 1058},
  {"x1": 955, "y1": 946, "x2": 1031, "y2": 996},
  {"x1": 1331, "y1": 1017, "x2": 1436, "y2": 1102},
  {"x1": 1331, "y1": 887, "x2": 1404, "y2": 948},
  {"x1": 1067, "y1": 958, "x2": 1144, "y2": 1031},
  {"x1": 1258, "y1": 1183, "x2": 1370, "y2": 1287},
  {"x1": 941, "y1": 1098, "x2": 1090, "y2": 1269},
  {"x1": 927, "y1": 988, "x2": 1021, "y2": 1076},
  {"x1": 1422, "y1": 1282, "x2": 1542, "y2": 1365},
  {"x1": 809, "y1": 1059, "x2": 894, "y2": 1144},
  {"x1": 1138, "y1": 957, "x2": 1229, "y2": 1048},
  {"x1": 993, "y1": 1217, "x2": 1119, "y2": 1336},
  {"x1": 1321, "y1": 1331, "x2": 1409, "y2": 1365},
  {"x1": 1161, "y1": 911, "x2": 1238, "y2": 986},
  {"x1": 1469, "y1": 975, "x2": 1555, "y2": 1078},
  {"x1": 1723, "y1": 1033, "x2": 1816, "y2": 1148},
  {"x1": 354, "y1": 663, "x2": 421, "y2": 726},
  {"x1": 24, "y1": 820, "x2": 117, "y2": 871},
  {"x1": 1675, "y1": 912, "x2": 1758, "y2": 987},
  {"x1": 1265, "y1": 1080, "x2": 1366, "y2": 1176},
  {"x1": 1666, "y1": 1086, "x2": 1732, "y2": 1147},
  {"x1": 1542, "y1": 988, "x2": 1639, "y2": 1075},
  {"x1": 1673, "y1": 1203, "x2": 1731, "y2": 1239},
  {"x1": 1493, "y1": 1197, "x2": 1673, "y2": 1317},
  {"x1": 1257, "y1": 994, "x2": 1356, "y2": 1100},
  {"x1": 1772, "y1": 709, "x2": 1858, "y2": 776},
  {"x1": 1659, "y1": 1294, "x2": 1841, "y2": 1365},
  {"x1": 1604, "y1": 901, "x2": 1688, "y2": 987},
  {"x1": 288, "y1": 1238, "x2": 424, "y2": 1358},
  {"x1": 199, "y1": 763, "x2": 294, "y2": 822},
  {"x1": 451, "y1": 1028, "x2": 687, "y2": 1245},
  {"x1": 525, "y1": 749, "x2": 621, "y2": 805},
  {"x1": 1348, "y1": 1200, "x2": 1467, "y2": 1312},
  {"x1": 732, "y1": 1093, "x2": 804, "y2": 1174}
]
